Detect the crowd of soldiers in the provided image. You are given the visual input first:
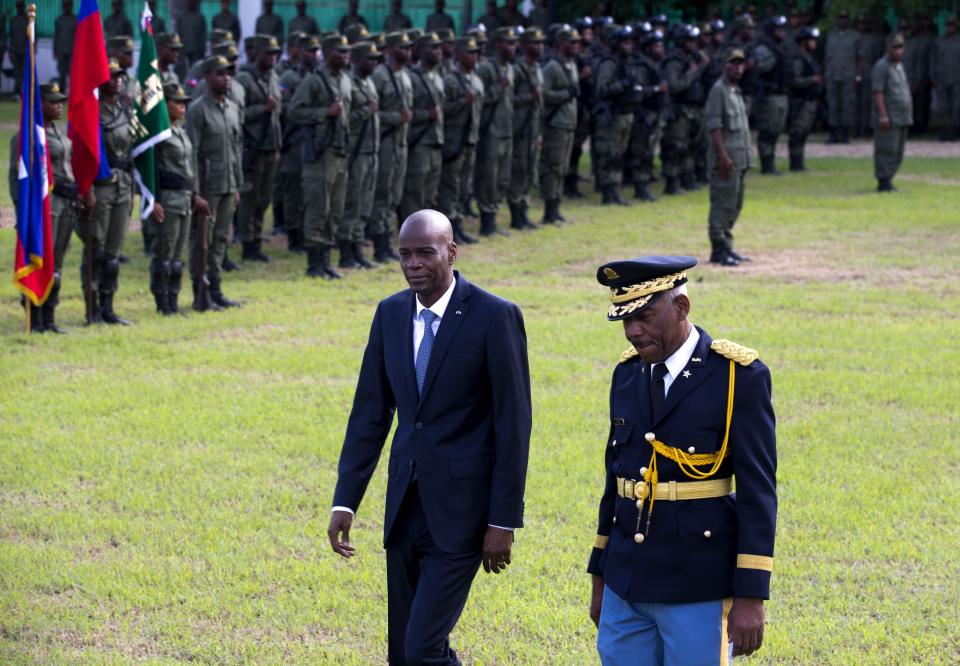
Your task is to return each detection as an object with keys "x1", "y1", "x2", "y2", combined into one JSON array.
[{"x1": 4, "y1": 2, "x2": 959, "y2": 332}]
